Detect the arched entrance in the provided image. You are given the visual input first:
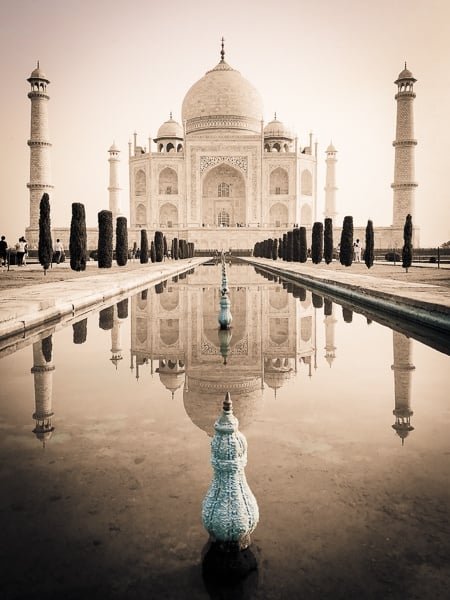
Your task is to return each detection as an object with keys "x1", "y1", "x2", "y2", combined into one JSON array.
[{"x1": 202, "y1": 163, "x2": 246, "y2": 227}]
